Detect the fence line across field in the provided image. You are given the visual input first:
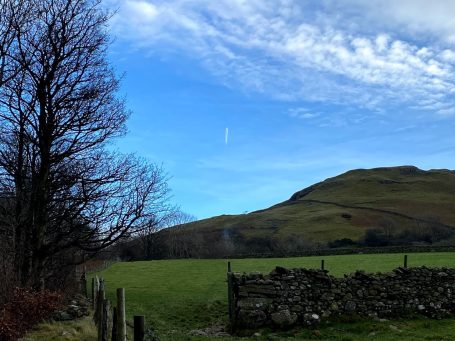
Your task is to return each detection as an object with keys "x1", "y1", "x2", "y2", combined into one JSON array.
[
  {"x1": 78, "y1": 253, "x2": 413, "y2": 338},
  {"x1": 82, "y1": 274, "x2": 147, "y2": 341}
]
